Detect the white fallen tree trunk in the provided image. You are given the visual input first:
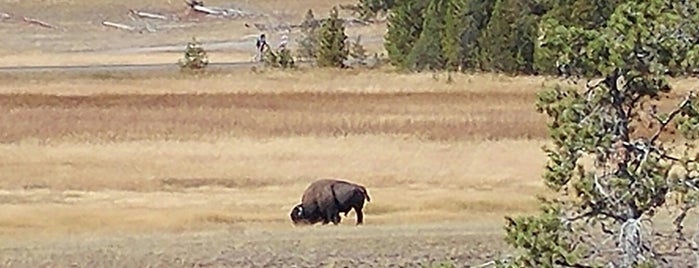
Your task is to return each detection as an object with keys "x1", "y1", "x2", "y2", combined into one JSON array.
[
  {"x1": 102, "y1": 21, "x2": 136, "y2": 31},
  {"x1": 129, "y1": 9, "x2": 168, "y2": 20},
  {"x1": 192, "y1": 5, "x2": 224, "y2": 15},
  {"x1": 22, "y1": 17, "x2": 56, "y2": 28}
]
